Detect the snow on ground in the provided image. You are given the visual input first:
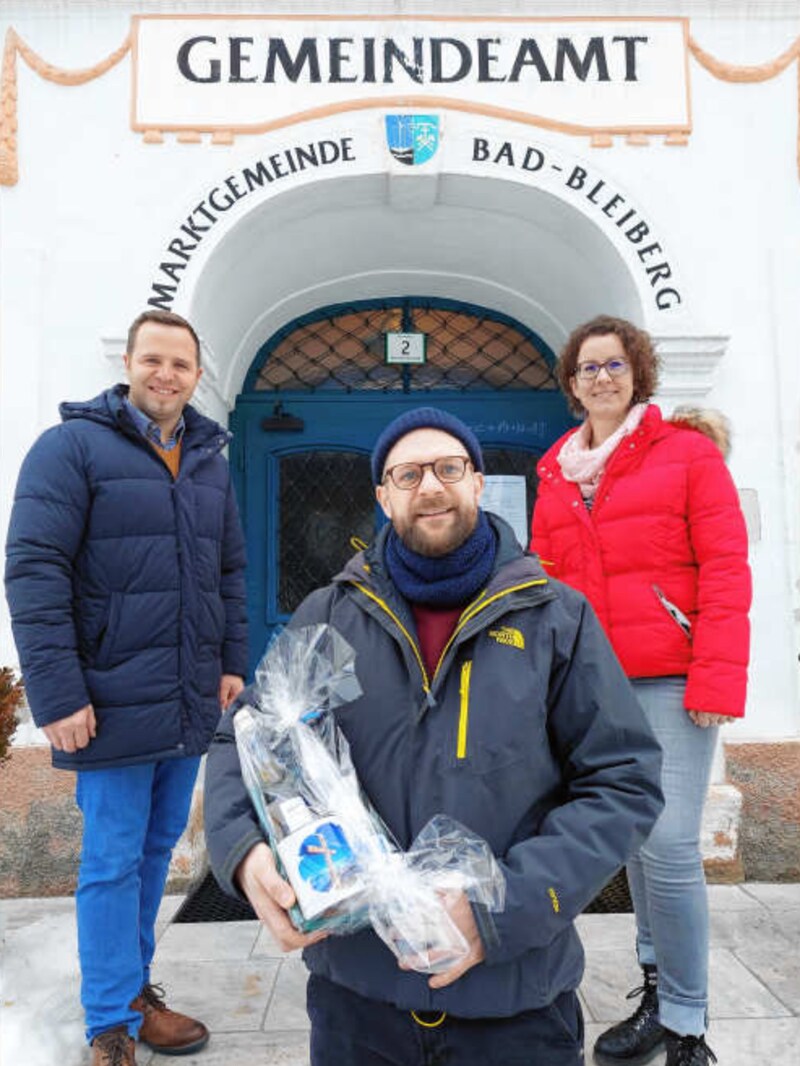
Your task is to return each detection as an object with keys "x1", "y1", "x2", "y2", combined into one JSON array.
[{"x1": 1, "y1": 911, "x2": 85, "y2": 1066}]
